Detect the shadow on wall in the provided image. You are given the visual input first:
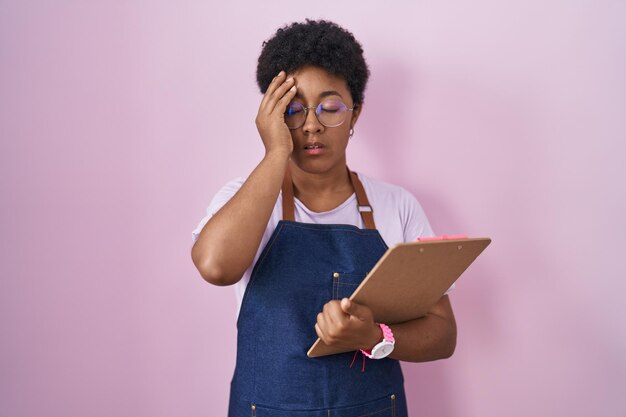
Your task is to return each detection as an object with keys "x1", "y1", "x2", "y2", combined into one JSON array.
[
  {"x1": 385, "y1": 61, "x2": 543, "y2": 415},
  {"x1": 356, "y1": 57, "x2": 419, "y2": 178},
  {"x1": 398, "y1": 203, "x2": 501, "y2": 417},
  {"x1": 402, "y1": 359, "x2": 455, "y2": 417}
]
